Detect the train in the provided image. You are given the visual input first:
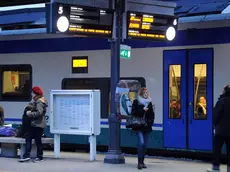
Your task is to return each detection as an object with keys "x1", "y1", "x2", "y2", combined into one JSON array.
[{"x1": 1, "y1": 11, "x2": 230, "y2": 158}]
